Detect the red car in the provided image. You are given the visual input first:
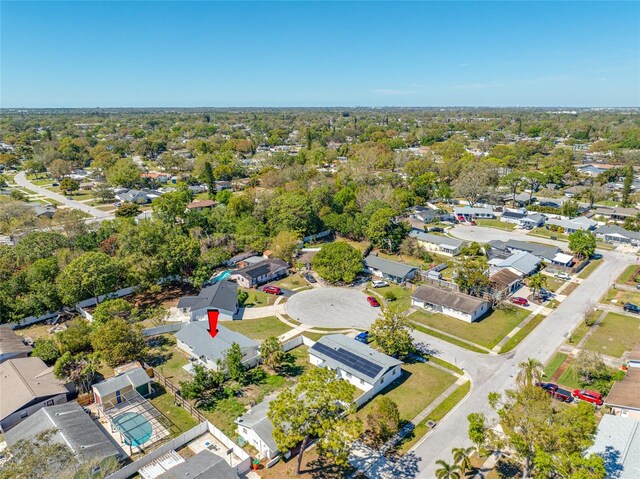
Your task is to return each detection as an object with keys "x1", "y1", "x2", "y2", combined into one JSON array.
[
  {"x1": 572, "y1": 389, "x2": 603, "y2": 406},
  {"x1": 263, "y1": 285, "x2": 281, "y2": 295},
  {"x1": 367, "y1": 296, "x2": 380, "y2": 307},
  {"x1": 510, "y1": 297, "x2": 529, "y2": 306}
]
